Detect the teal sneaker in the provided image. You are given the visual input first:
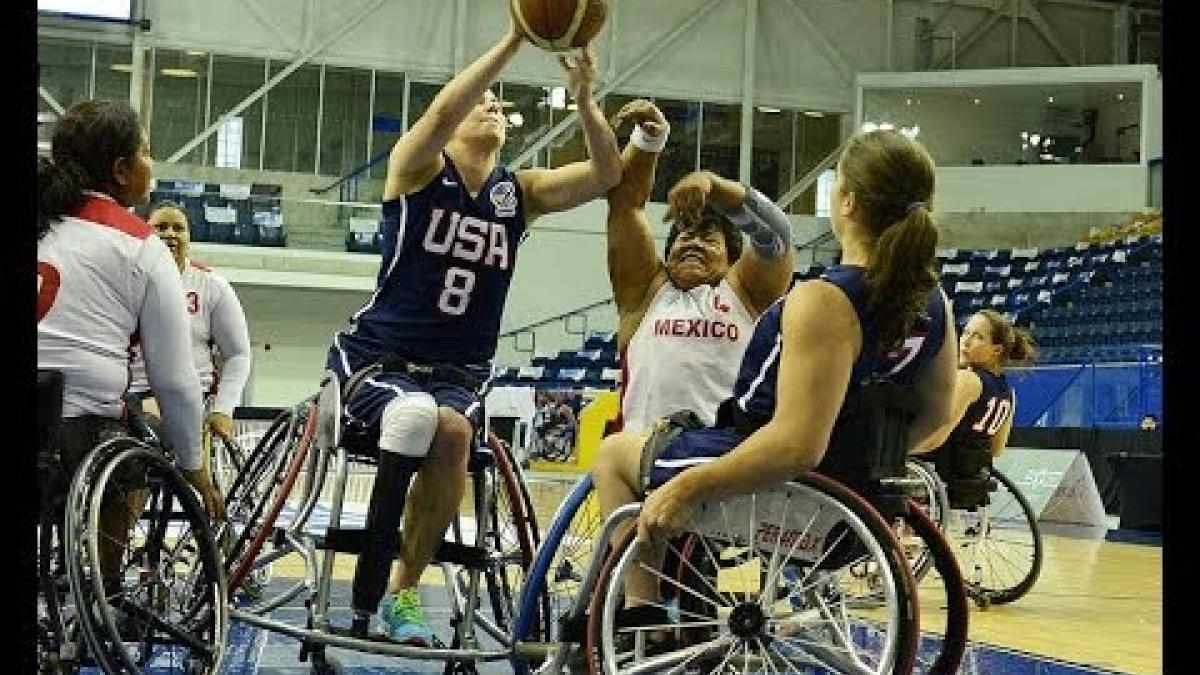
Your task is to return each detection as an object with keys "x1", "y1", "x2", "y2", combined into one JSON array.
[{"x1": 380, "y1": 588, "x2": 433, "y2": 646}]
